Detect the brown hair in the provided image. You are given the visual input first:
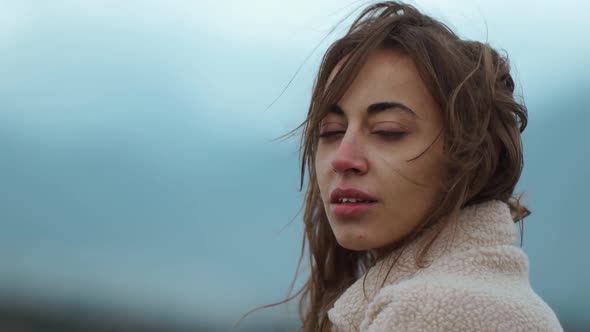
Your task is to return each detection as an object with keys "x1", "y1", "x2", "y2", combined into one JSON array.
[{"x1": 235, "y1": 1, "x2": 530, "y2": 331}]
